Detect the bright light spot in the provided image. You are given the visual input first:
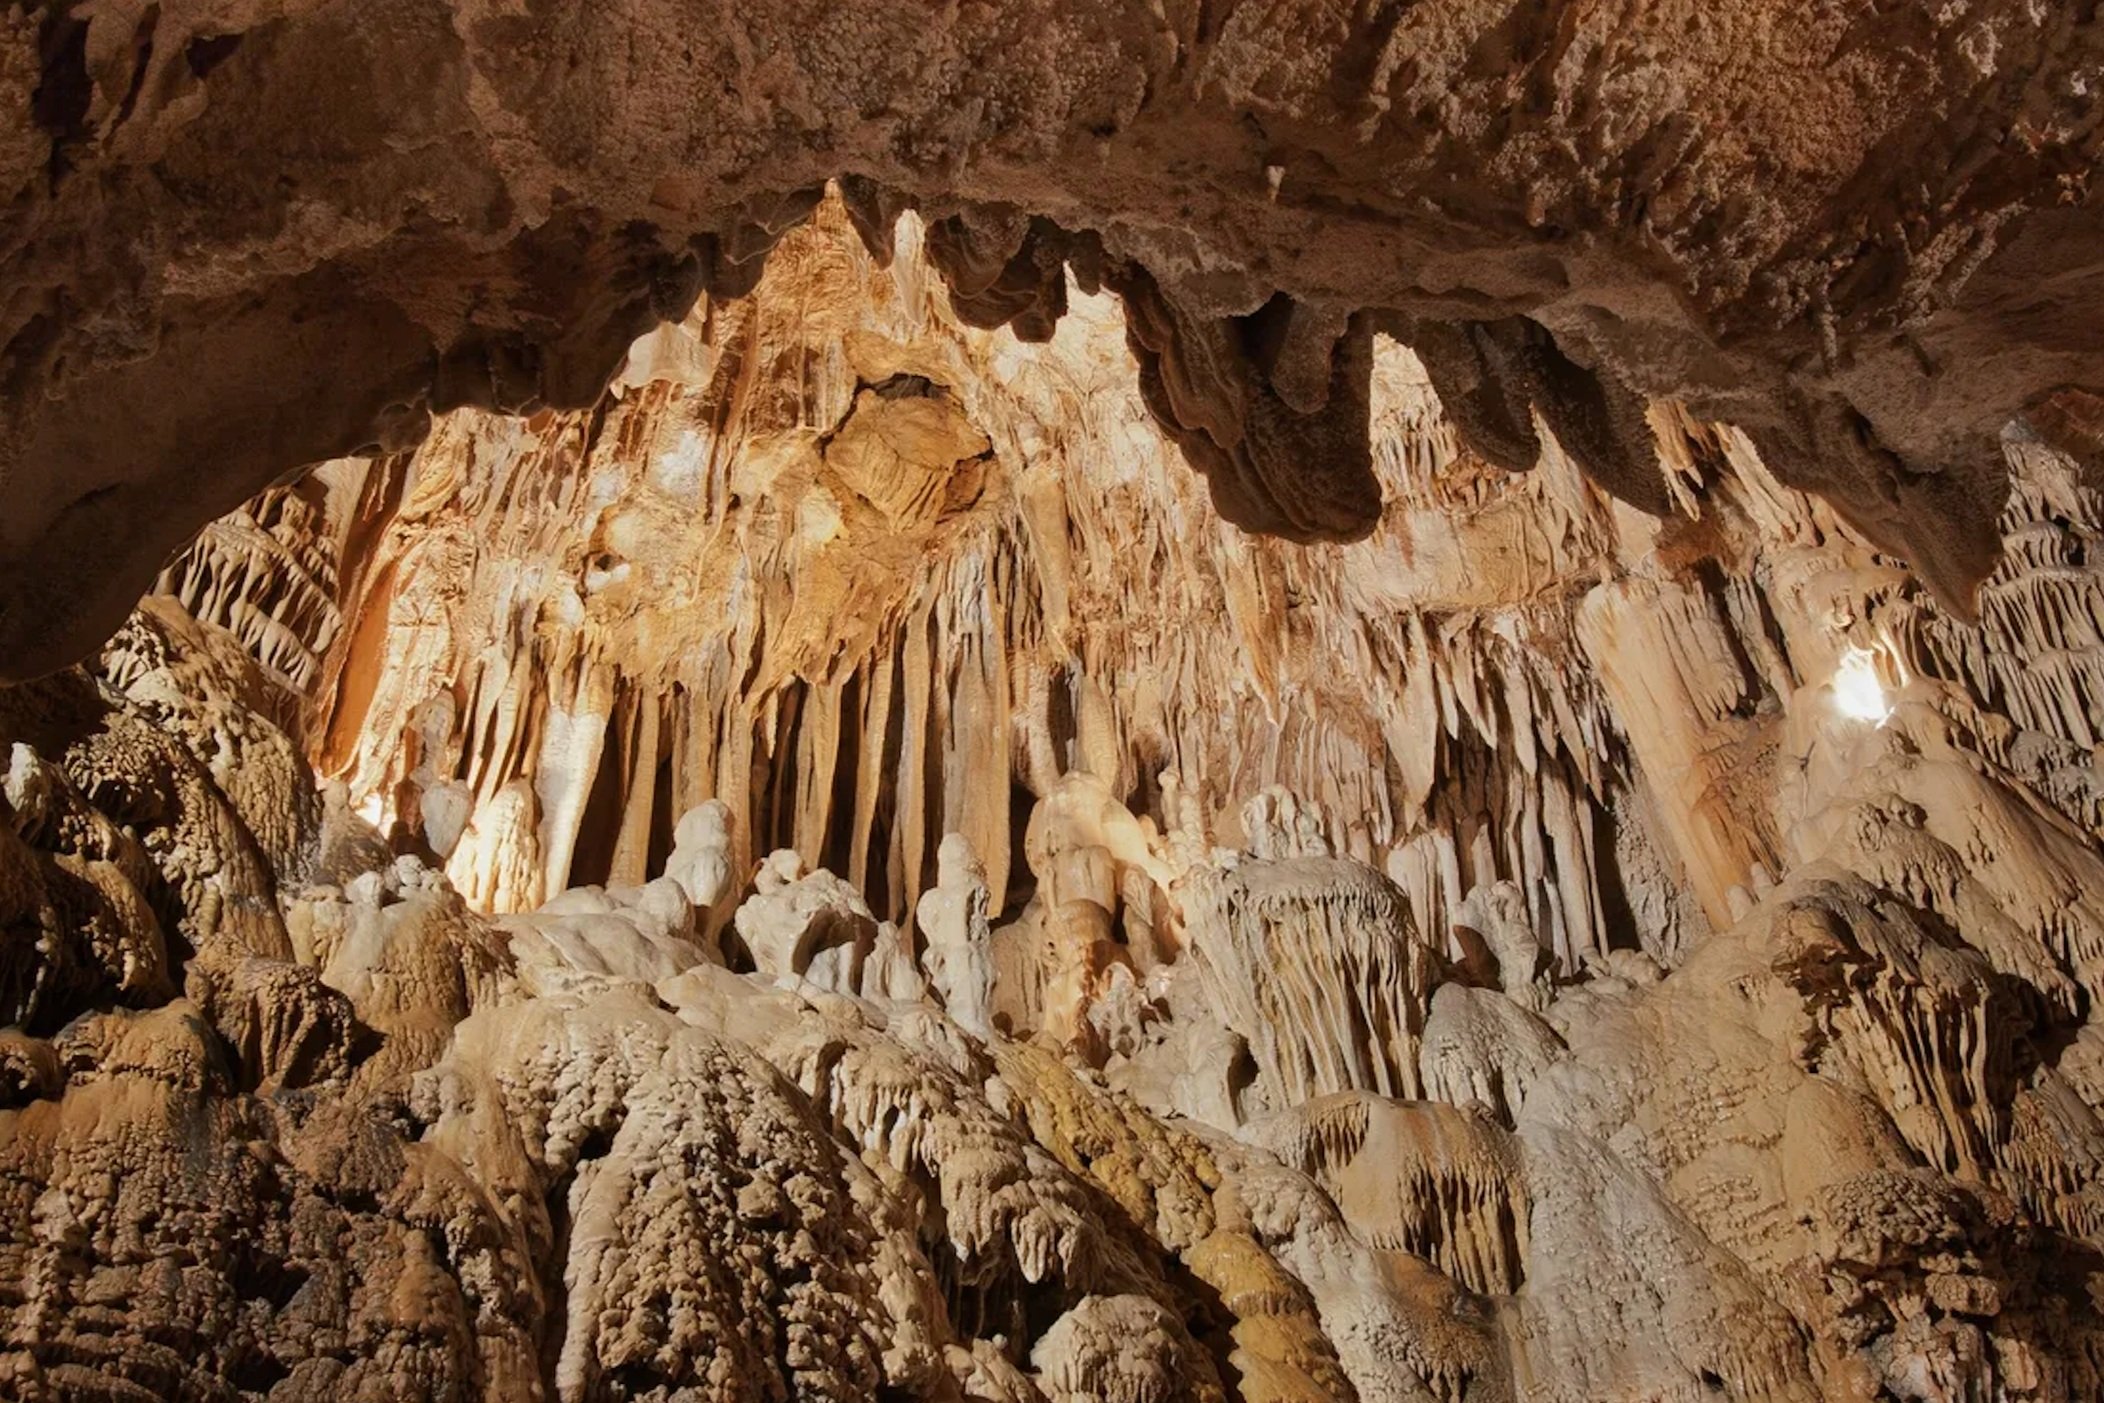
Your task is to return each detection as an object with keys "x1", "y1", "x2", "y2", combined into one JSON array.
[
  {"x1": 1832, "y1": 646, "x2": 1892, "y2": 724},
  {"x1": 355, "y1": 792, "x2": 388, "y2": 828}
]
